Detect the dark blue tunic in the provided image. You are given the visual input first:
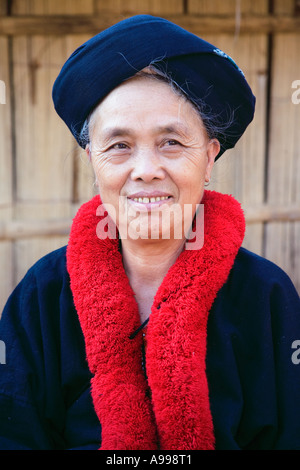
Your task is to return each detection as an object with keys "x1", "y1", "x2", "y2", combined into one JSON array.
[{"x1": 0, "y1": 246, "x2": 299, "y2": 450}]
